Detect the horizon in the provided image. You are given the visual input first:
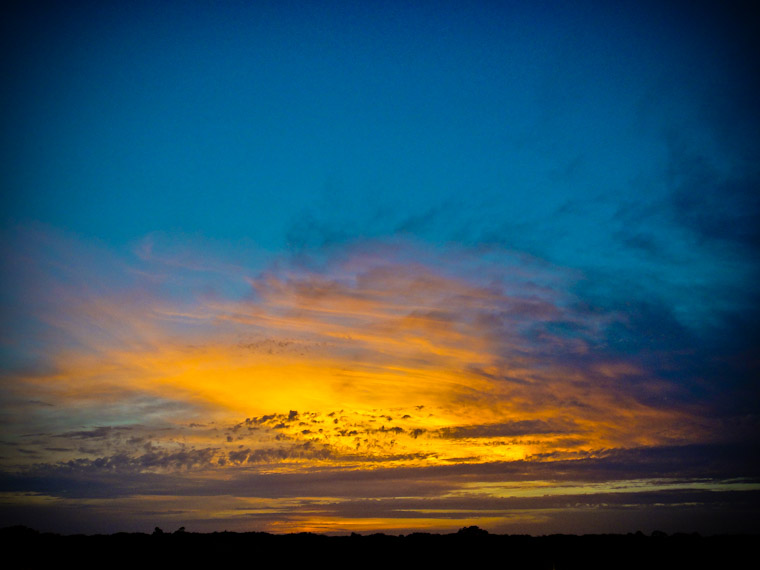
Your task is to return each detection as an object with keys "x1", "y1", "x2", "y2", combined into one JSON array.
[
  {"x1": 1, "y1": 0, "x2": 758, "y2": 536},
  {"x1": 0, "y1": 523, "x2": 739, "y2": 538}
]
